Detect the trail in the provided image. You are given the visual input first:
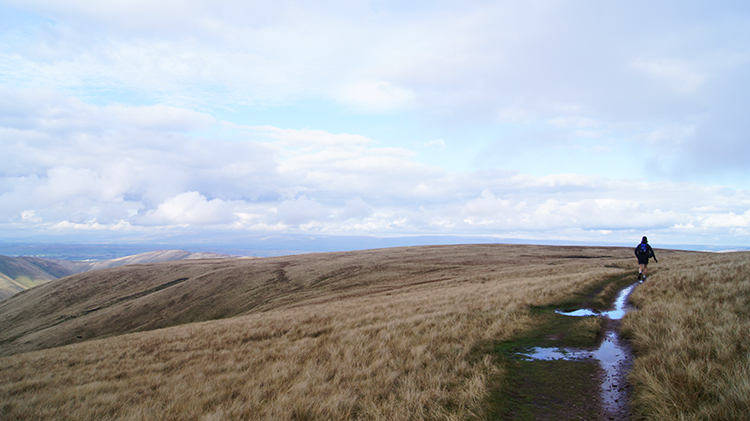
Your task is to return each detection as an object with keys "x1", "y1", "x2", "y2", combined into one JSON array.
[
  {"x1": 519, "y1": 282, "x2": 639, "y2": 420},
  {"x1": 495, "y1": 278, "x2": 640, "y2": 420}
]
